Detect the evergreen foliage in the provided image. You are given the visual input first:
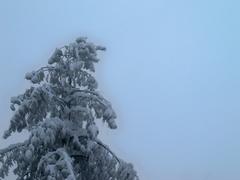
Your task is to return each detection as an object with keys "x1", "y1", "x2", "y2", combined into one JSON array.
[{"x1": 0, "y1": 37, "x2": 139, "y2": 180}]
